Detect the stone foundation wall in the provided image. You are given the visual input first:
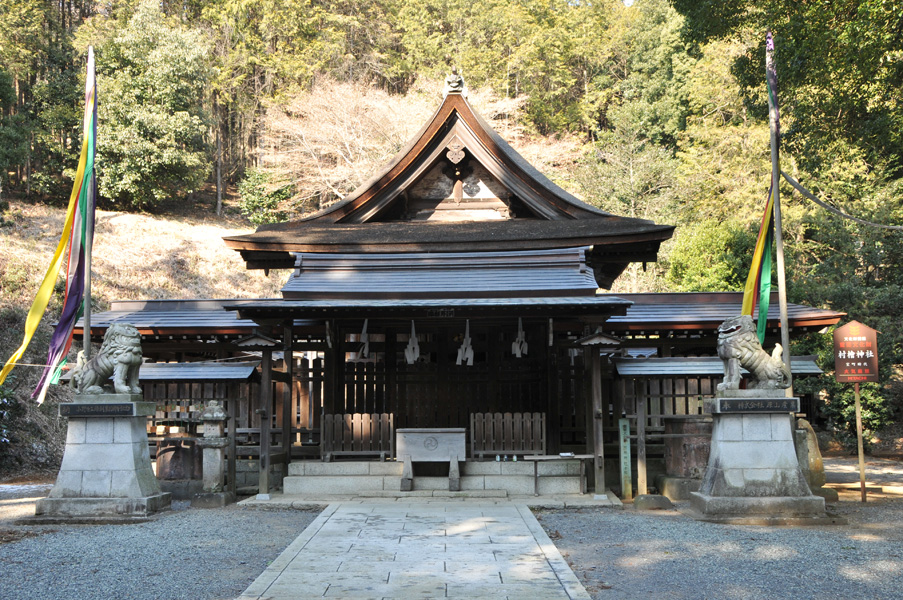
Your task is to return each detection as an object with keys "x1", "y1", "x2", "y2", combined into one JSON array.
[{"x1": 234, "y1": 459, "x2": 284, "y2": 491}]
